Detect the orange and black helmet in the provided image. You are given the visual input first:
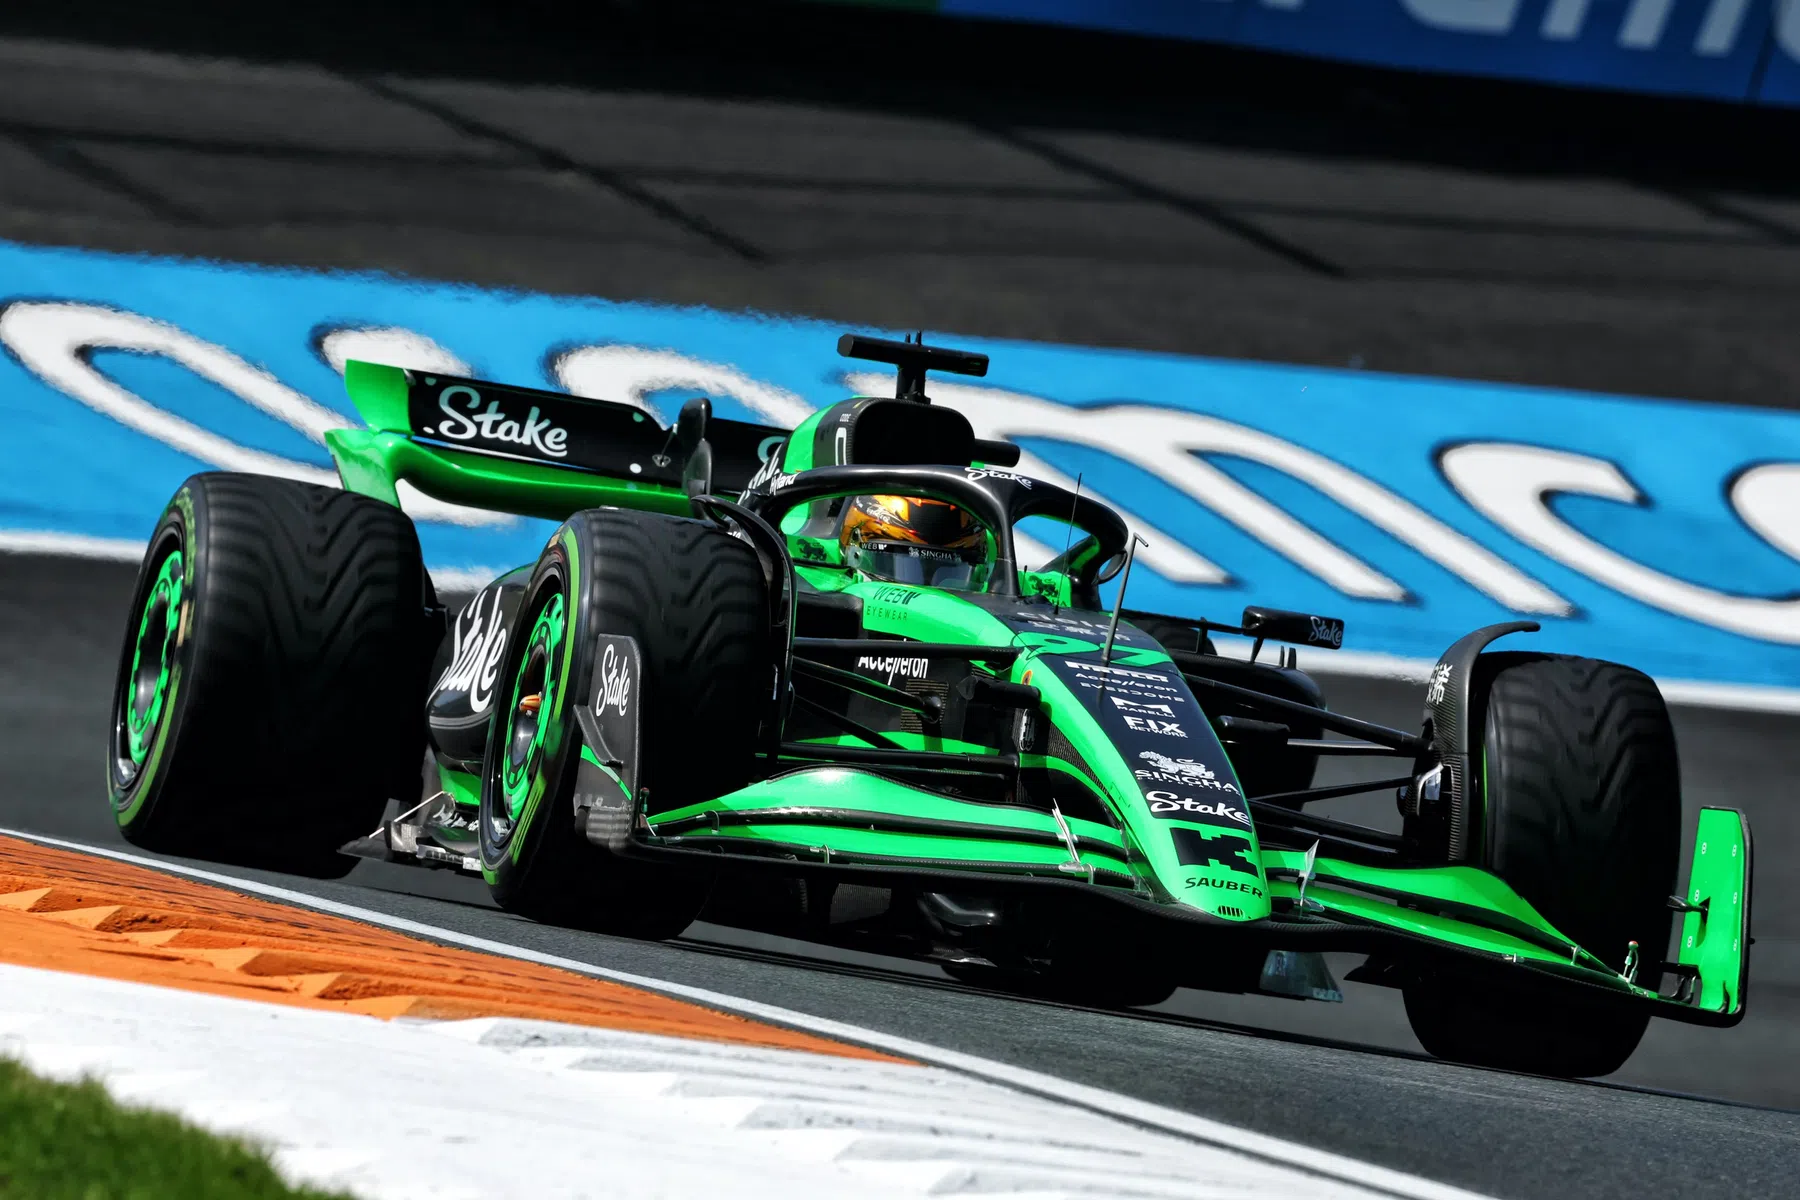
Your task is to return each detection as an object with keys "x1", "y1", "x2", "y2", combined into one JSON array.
[{"x1": 839, "y1": 495, "x2": 990, "y2": 591}]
